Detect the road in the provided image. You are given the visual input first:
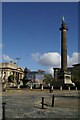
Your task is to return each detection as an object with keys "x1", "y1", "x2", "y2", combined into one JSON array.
[{"x1": 1, "y1": 89, "x2": 80, "y2": 119}]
